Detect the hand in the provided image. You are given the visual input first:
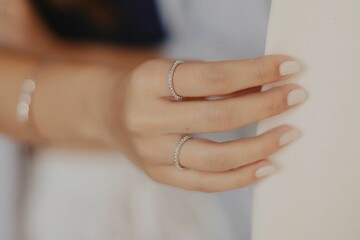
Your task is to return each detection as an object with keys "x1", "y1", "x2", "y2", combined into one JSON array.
[{"x1": 107, "y1": 55, "x2": 307, "y2": 193}]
